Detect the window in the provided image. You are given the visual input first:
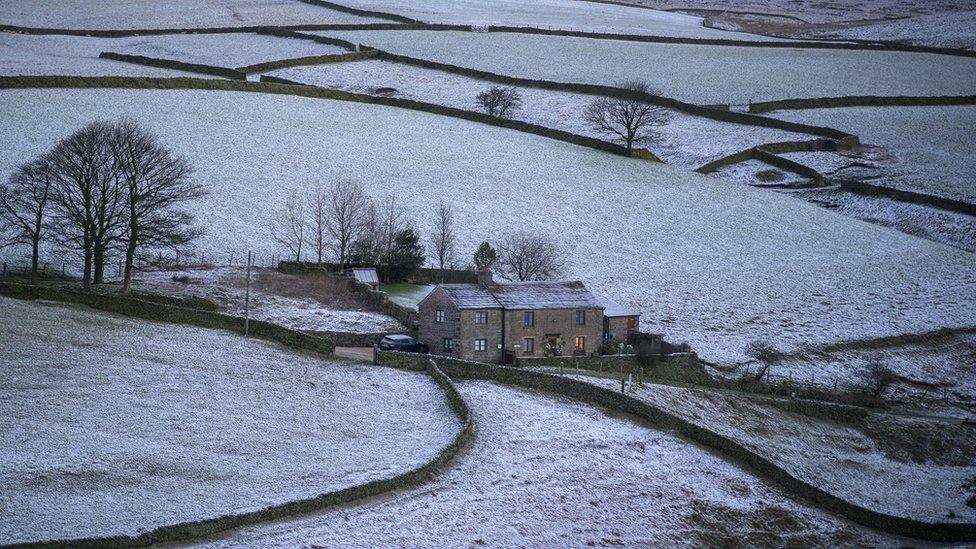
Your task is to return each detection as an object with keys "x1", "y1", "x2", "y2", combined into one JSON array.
[
  {"x1": 474, "y1": 339, "x2": 488, "y2": 352},
  {"x1": 523, "y1": 311, "x2": 535, "y2": 327},
  {"x1": 435, "y1": 309, "x2": 445, "y2": 323},
  {"x1": 575, "y1": 310, "x2": 586, "y2": 325},
  {"x1": 574, "y1": 336, "x2": 586, "y2": 352},
  {"x1": 475, "y1": 311, "x2": 489, "y2": 324},
  {"x1": 523, "y1": 337, "x2": 535, "y2": 354}
]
